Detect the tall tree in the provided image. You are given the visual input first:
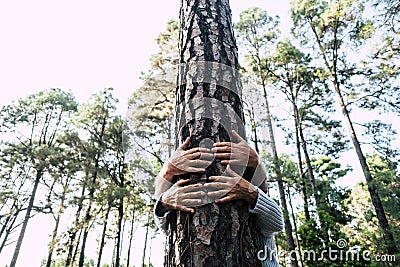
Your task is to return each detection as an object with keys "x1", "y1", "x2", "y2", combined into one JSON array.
[
  {"x1": 165, "y1": 0, "x2": 263, "y2": 266},
  {"x1": 74, "y1": 88, "x2": 117, "y2": 267},
  {"x1": 235, "y1": 7, "x2": 299, "y2": 267},
  {"x1": 44, "y1": 142, "x2": 81, "y2": 267},
  {"x1": 0, "y1": 88, "x2": 77, "y2": 267},
  {"x1": 292, "y1": 0, "x2": 398, "y2": 255}
]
